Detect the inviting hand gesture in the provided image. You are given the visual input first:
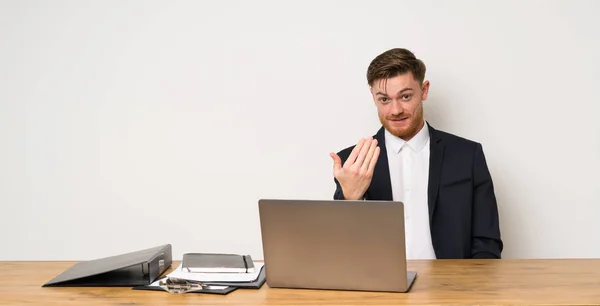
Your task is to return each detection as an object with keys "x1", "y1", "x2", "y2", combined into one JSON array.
[{"x1": 330, "y1": 137, "x2": 380, "y2": 200}]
